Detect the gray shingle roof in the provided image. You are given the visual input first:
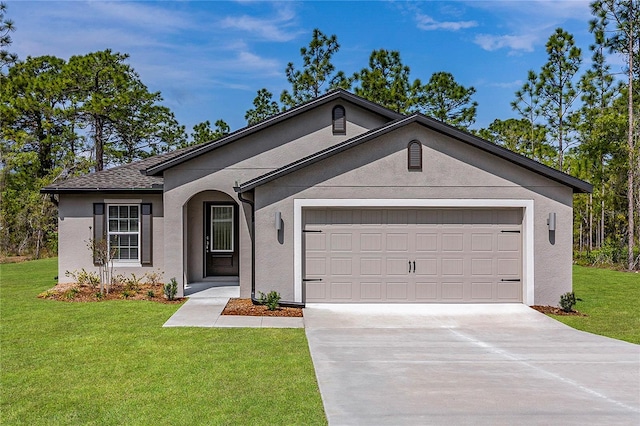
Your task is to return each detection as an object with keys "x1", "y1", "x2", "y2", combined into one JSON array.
[{"x1": 41, "y1": 148, "x2": 192, "y2": 194}]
